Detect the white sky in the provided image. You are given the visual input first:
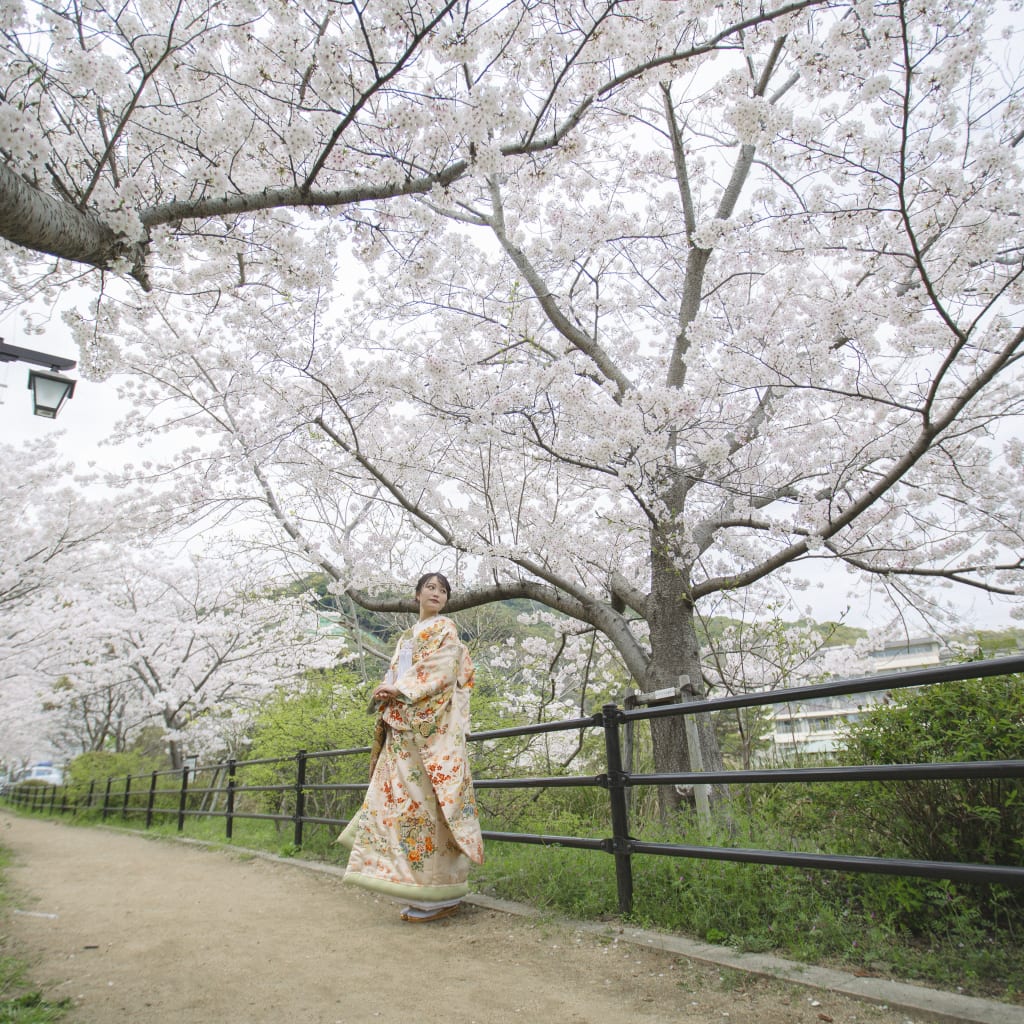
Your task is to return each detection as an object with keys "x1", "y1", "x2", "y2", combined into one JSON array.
[{"x1": 0, "y1": 308, "x2": 128, "y2": 466}]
